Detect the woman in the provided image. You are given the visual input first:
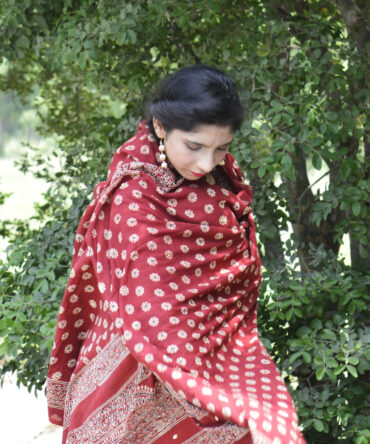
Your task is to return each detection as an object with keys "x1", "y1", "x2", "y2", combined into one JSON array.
[{"x1": 47, "y1": 66, "x2": 306, "y2": 444}]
